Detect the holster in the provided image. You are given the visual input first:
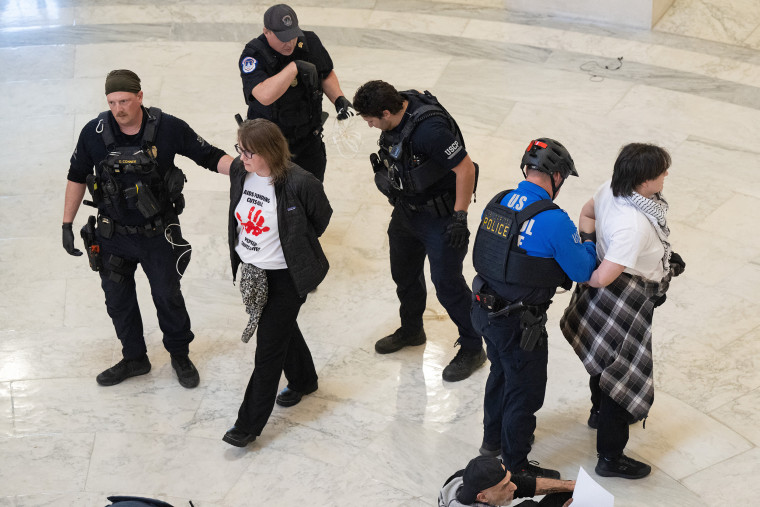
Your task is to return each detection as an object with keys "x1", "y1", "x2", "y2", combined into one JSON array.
[
  {"x1": 80, "y1": 216, "x2": 101, "y2": 271},
  {"x1": 519, "y1": 305, "x2": 549, "y2": 351}
]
